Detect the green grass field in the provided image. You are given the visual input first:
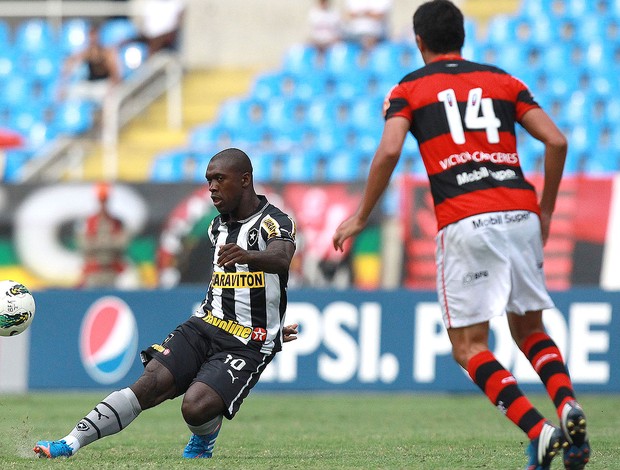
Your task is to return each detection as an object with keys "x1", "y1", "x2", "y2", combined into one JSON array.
[{"x1": 0, "y1": 392, "x2": 618, "y2": 469}]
